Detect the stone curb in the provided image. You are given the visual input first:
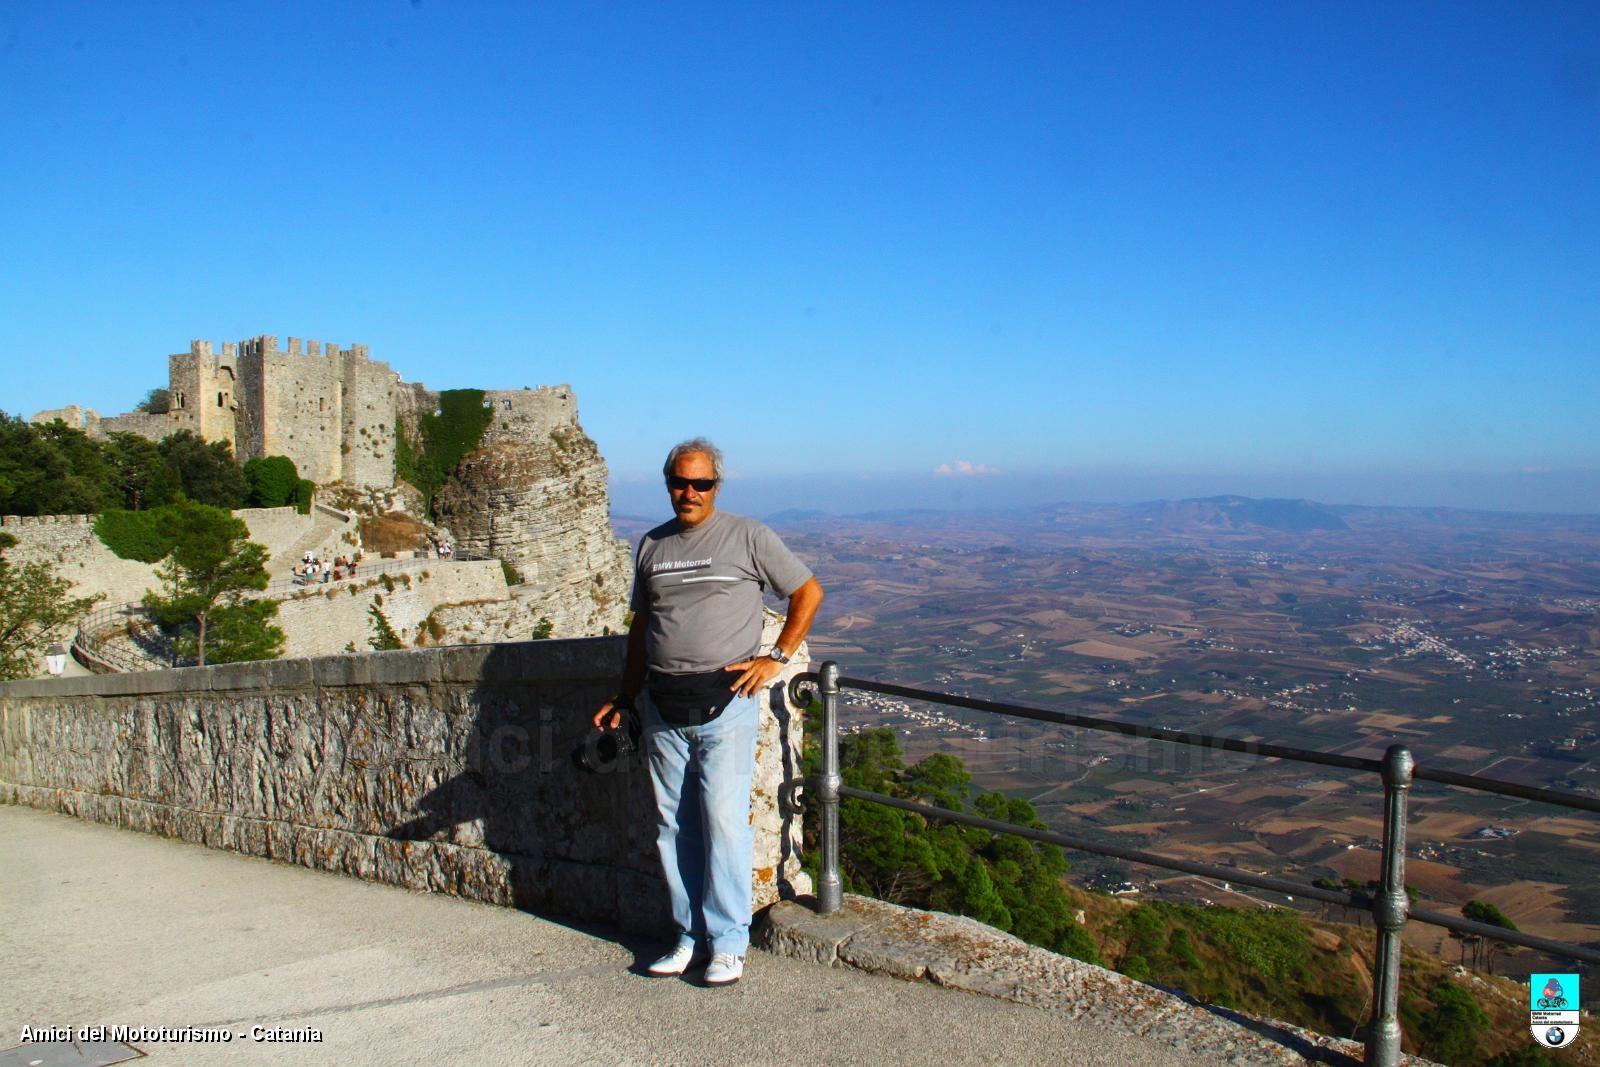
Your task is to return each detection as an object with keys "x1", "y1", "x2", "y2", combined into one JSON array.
[{"x1": 756, "y1": 895, "x2": 1438, "y2": 1066}]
